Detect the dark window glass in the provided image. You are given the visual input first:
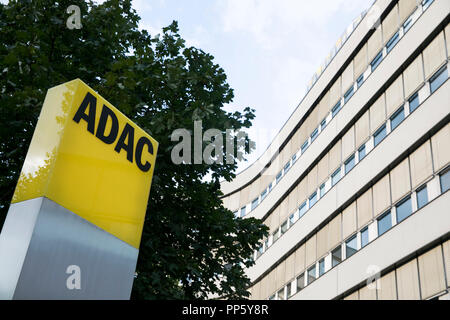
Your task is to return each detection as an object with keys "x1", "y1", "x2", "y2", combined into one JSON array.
[
  {"x1": 332, "y1": 102, "x2": 341, "y2": 117},
  {"x1": 359, "y1": 144, "x2": 366, "y2": 161},
  {"x1": 311, "y1": 128, "x2": 319, "y2": 142},
  {"x1": 264, "y1": 238, "x2": 269, "y2": 250},
  {"x1": 268, "y1": 182, "x2": 273, "y2": 192},
  {"x1": 346, "y1": 235, "x2": 358, "y2": 258},
  {"x1": 280, "y1": 220, "x2": 288, "y2": 234},
  {"x1": 289, "y1": 213, "x2": 296, "y2": 225},
  {"x1": 371, "y1": 51, "x2": 383, "y2": 71},
  {"x1": 440, "y1": 168, "x2": 450, "y2": 193},
  {"x1": 403, "y1": 17, "x2": 413, "y2": 32},
  {"x1": 386, "y1": 32, "x2": 400, "y2": 53},
  {"x1": 261, "y1": 189, "x2": 267, "y2": 201},
  {"x1": 256, "y1": 245, "x2": 263, "y2": 258},
  {"x1": 320, "y1": 184, "x2": 326, "y2": 198},
  {"x1": 357, "y1": 74, "x2": 364, "y2": 88},
  {"x1": 374, "y1": 124, "x2": 387, "y2": 147},
  {"x1": 390, "y1": 107, "x2": 405, "y2": 131},
  {"x1": 301, "y1": 141, "x2": 309, "y2": 153},
  {"x1": 240, "y1": 207, "x2": 246, "y2": 217},
  {"x1": 332, "y1": 168, "x2": 341, "y2": 186},
  {"x1": 377, "y1": 211, "x2": 392, "y2": 236},
  {"x1": 321, "y1": 119, "x2": 327, "y2": 130},
  {"x1": 345, "y1": 155, "x2": 355, "y2": 174},
  {"x1": 277, "y1": 288, "x2": 285, "y2": 300},
  {"x1": 284, "y1": 161, "x2": 291, "y2": 173},
  {"x1": 299, "y1": 201, "x2": 308, "y2": 217},
  {"x1": 332, "y1": 246, "x2": 342, "y2": 267},
  {"x1": 309, "y1": 192, "x2": 317, "y2": 207},
  {"x1": 269, "y1": 295, "x2": 276, "y2": 300},
  {"x1": 251, "y1": 198, "x2": 259, "y2": 210},
  {"x1": 276, "y1": 171, "x2": 282, "y2": 183},
  {"x1": 319, "y1": 259, "x2": 325, "y2": 276},
  {"x1": 344, "y1": 87, "x2": 354, "y2": 103},
  {"x1": 422, "y1": 0, "x2": 433, "y2": 10},
  {"x1": 292, "y1": 154, "x2": 297, "y2": 163},
  {"x1": 430, "y1": 66, "x2": 448, "y2": 94},
  {"x1": 417, "y1": 186, "x2": 428, "y2": 209},
  {"x1": 361, "y1": 227, "x2": 369, "y2": 248},
  {"x1": 307, "y1": 265, "x2": 316, "y2": 284},
  {"x1": 297, "y1": 274, "x2": 305, "y2": 291},
  {"x1": 396, "y1": 197, "x2": 412, "y2": 223},
  {"x1": 409, "y1": 92, "x2": 419, "y2": 113},
  {"x1": 272, "y1": 230, "x2": 279, "y2": 242},
  {"x1": 286, "y1": 283, "x2": 292, "y2": 298}
]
